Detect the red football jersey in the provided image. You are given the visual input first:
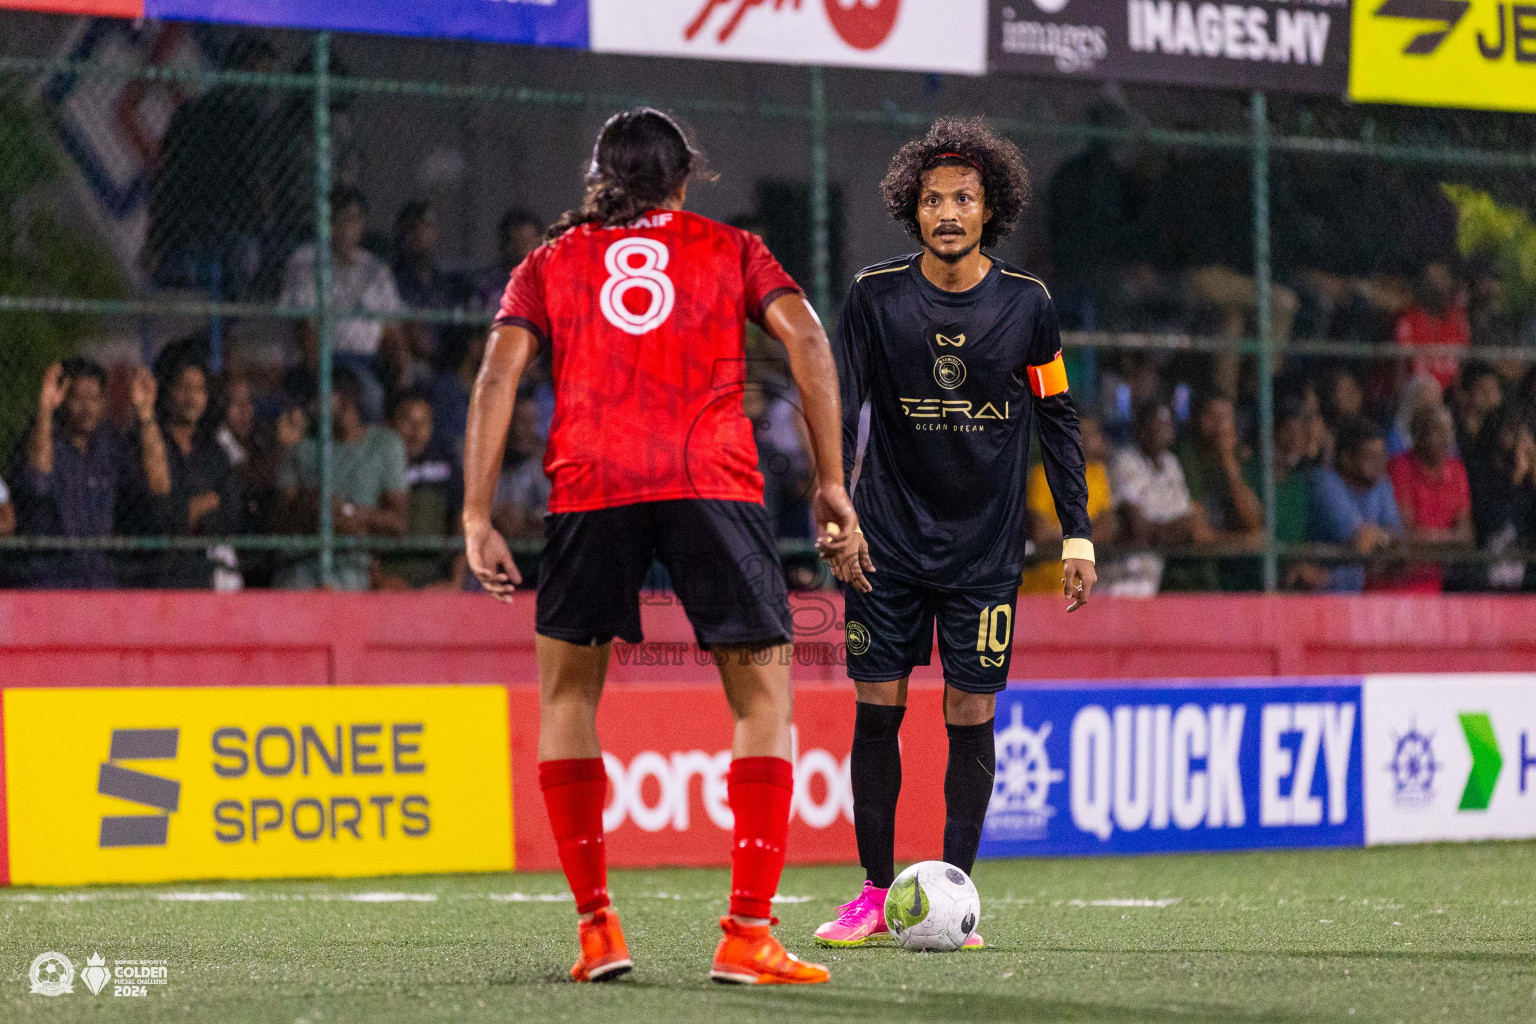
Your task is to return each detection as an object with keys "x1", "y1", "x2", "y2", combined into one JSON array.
[{"x1": 497, "y1": 209, "x2": 801, "y2": 513}]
